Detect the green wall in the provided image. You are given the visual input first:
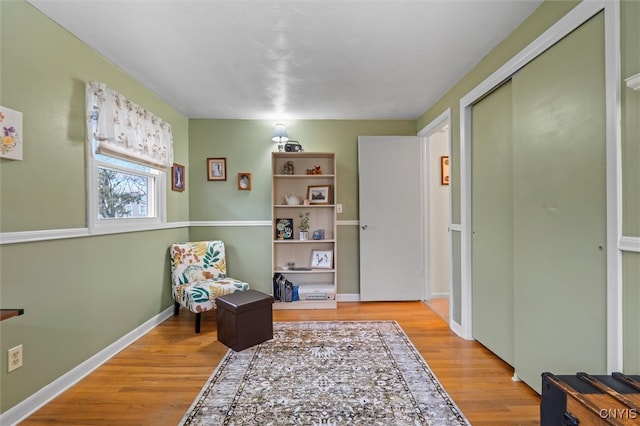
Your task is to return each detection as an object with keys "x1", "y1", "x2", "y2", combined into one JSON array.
[
  {"x1": 419, "y1": 0, "x2": 640, "y2": 384},
  {"x1": 187, "y1": 119, "x2": 416, "y2": 296},
  {"x1": 188, "y1": 226, "x2": 273, "y2": 294},
  {"x1": 0, "y1": 229, "x2": 186, "y2": 410},
  {"x1": 188, "y1": 119, "x2": 416, "y2": 222},
  {"x1": 417, "y1": 0, "x2": 580, "y2": 224},
  {"x1": 2, "y1": 0, "x2": 639, "y2": 416},
  {"x1": 0, "y1": 1, "x2": 190, "y2": 232},
  {"x1": 0, "y1": 1, "x2": 415, "y2": 414},
  {"x1": 621, "y1": 0, "x2": 640, "y2": 374},
  {"x1": 623, "y1": 252, "x2": 640, "y2": 373},
  {"x1": 622, "y1": 0, "x2": 640, "y2": 237},
  {"x1": 0, "y1": 1, "x2": 190, "y2": 413}
]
